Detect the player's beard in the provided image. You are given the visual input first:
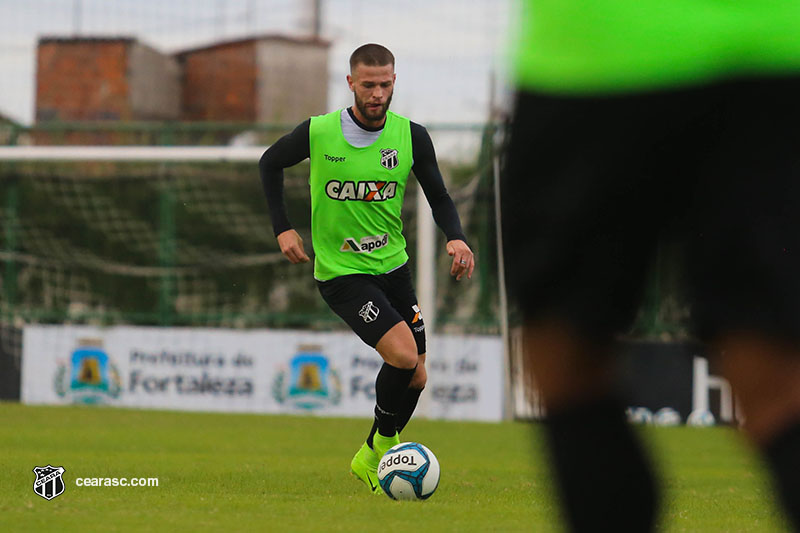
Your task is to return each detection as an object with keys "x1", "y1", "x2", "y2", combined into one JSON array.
[{"x1": 354, "y1": 92, "x2": 393, "y2": 124}]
